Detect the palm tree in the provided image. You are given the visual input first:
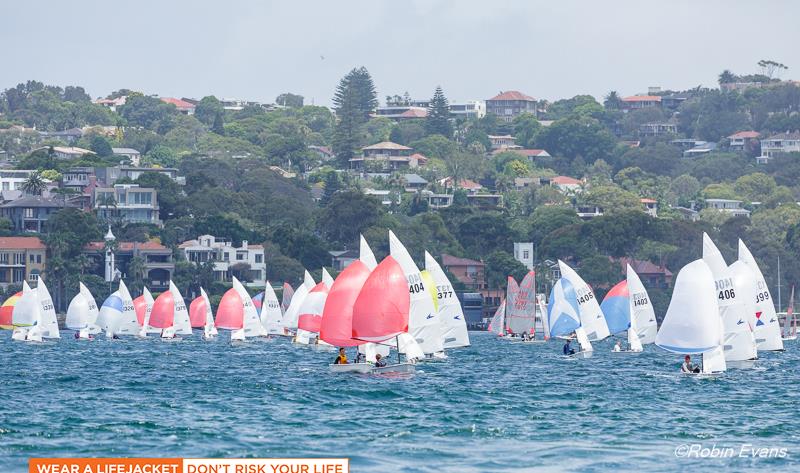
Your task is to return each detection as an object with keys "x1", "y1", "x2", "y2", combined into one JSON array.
[
  {"x1": 718, "y1": 70, "x2": 737, "y2": 86},
  {"x1": 603, "y1": 91, "x2": 623, "y2": 110},
  {"x1": 21, "y1": 171, "x2": 47, "y2": 196}
]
